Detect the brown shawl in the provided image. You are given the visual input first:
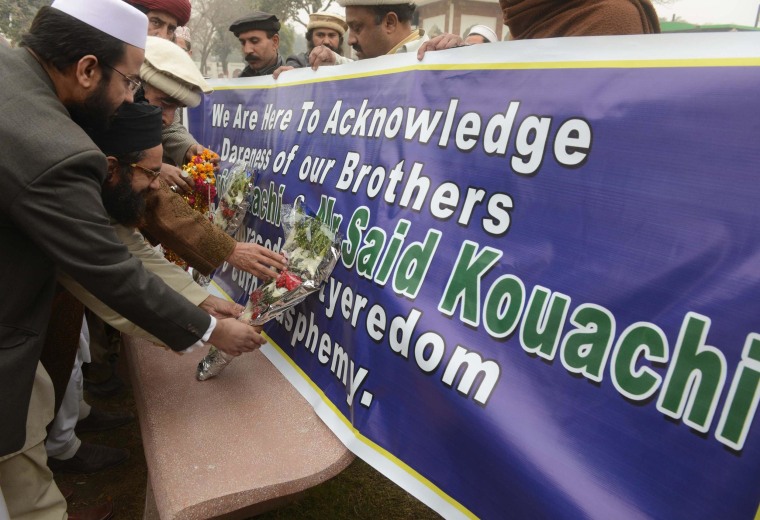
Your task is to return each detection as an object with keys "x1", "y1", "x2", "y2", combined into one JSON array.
[
  {"x1": 140, "y1": 183, "x2": 236, "y2": 276},
  {"x1": 501, "y1": 0, "x2": 660, "y2": 39}
]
